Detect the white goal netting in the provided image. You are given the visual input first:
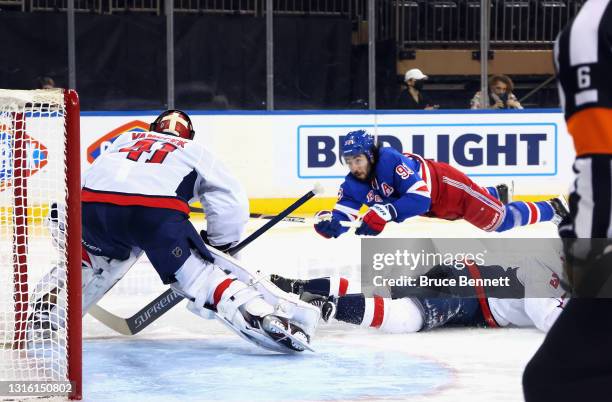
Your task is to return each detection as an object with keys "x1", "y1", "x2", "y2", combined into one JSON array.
[{"x1": 0, "y1": 89, "x2": 76, "y2": 391}]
